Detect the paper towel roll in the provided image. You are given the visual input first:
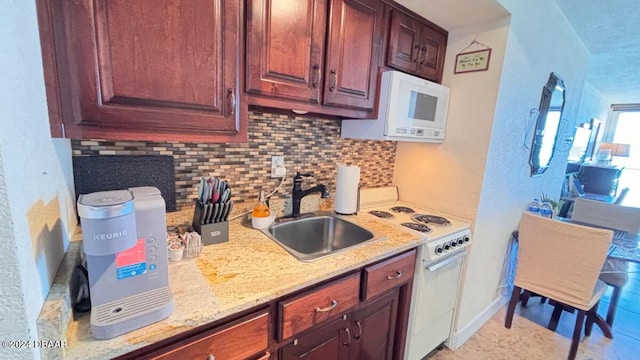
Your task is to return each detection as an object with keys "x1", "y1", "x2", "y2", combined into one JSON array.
[{"x1": 335, "y1": 165, "x2": 360, "y2": 214}]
